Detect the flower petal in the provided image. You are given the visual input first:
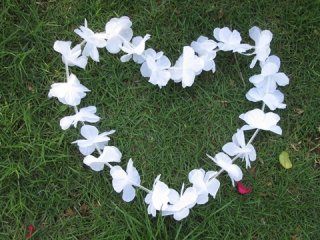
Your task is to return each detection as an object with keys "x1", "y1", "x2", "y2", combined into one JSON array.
[{"x1": 122, "y1": 185, "x2": 136, "y2": 202}]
